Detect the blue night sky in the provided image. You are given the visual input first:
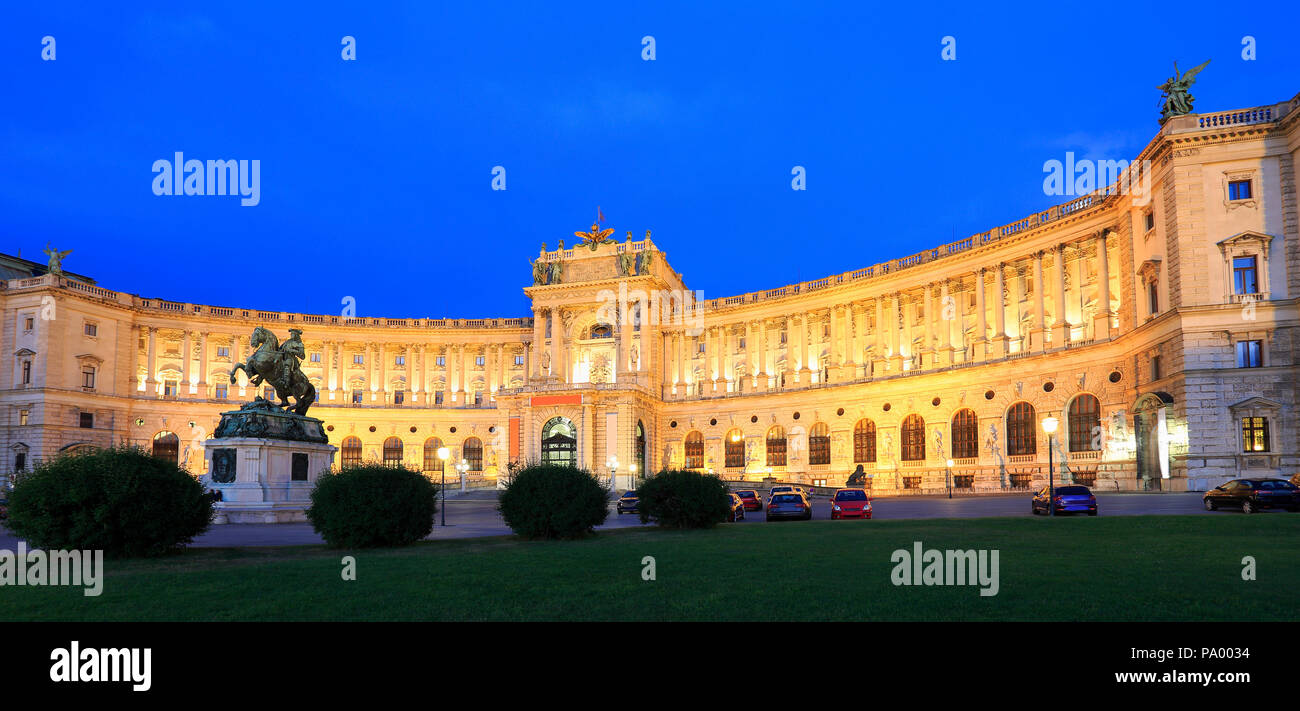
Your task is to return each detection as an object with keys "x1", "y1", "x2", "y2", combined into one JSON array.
[{"x1": 2, "y1": 2, "x2": 1296, "y2": 319}]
